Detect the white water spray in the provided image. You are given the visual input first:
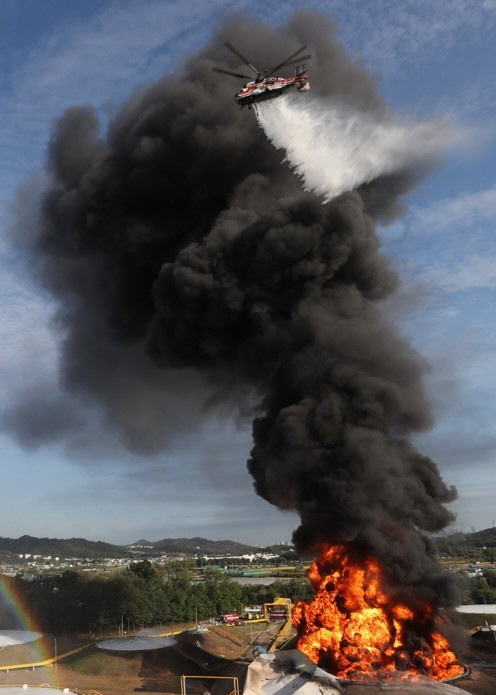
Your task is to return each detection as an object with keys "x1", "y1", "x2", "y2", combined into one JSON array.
[{"x1": 255, "y1": 95, "x2": 450, "y2": 202}]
